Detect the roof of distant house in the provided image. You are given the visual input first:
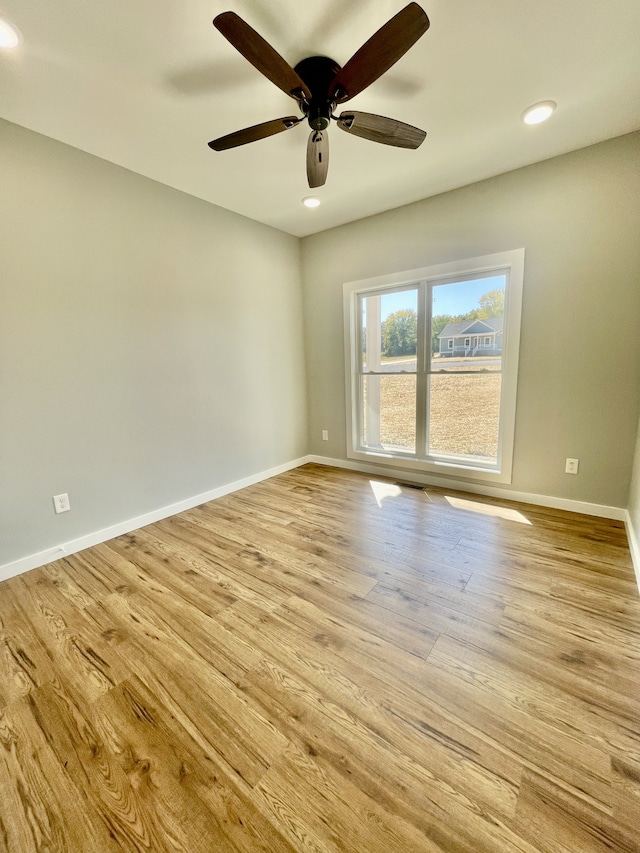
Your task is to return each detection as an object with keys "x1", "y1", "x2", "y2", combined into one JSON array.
[{"x1": 438, "y1": 317, "x2": 504, "y2": 338}]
